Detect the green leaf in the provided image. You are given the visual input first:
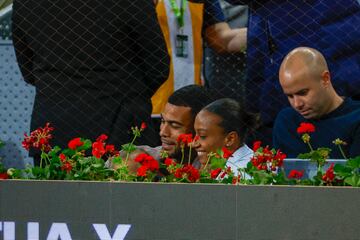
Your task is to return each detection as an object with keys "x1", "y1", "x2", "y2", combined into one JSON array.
[
  {"x1": 91, "y1": 163, "x2": 103, "y2": 169},
  {"x1": 346, "y1": 156, "x2": 360, "y2": 169},
  {"x1": 79, "y1": 139, "x2": 92, "y2": 151},
  {"x1": 62, "y1": 148, "x2": 75, "y2": 157},
  {"x1": 297, "y1": 153, "x2": 312, "y2": 159},
  {"x1": 83, "y1": 167, "x2": 91, "y2": 173},
  {"x1": 121, "y1": 143, "x2": 136, "y2": 153},
  {"x1": 49, "y1": 146, "x2": 61, "y2": 155},
  {"x1": 334, "y1": 164, "x2": 352, "y2": 177},
  {"x1": 209, "y1": 156, "x2": 226, "y2": 169},
  {"x1": 344, "y1": 175, "x2": 360, "y2": 187}
]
